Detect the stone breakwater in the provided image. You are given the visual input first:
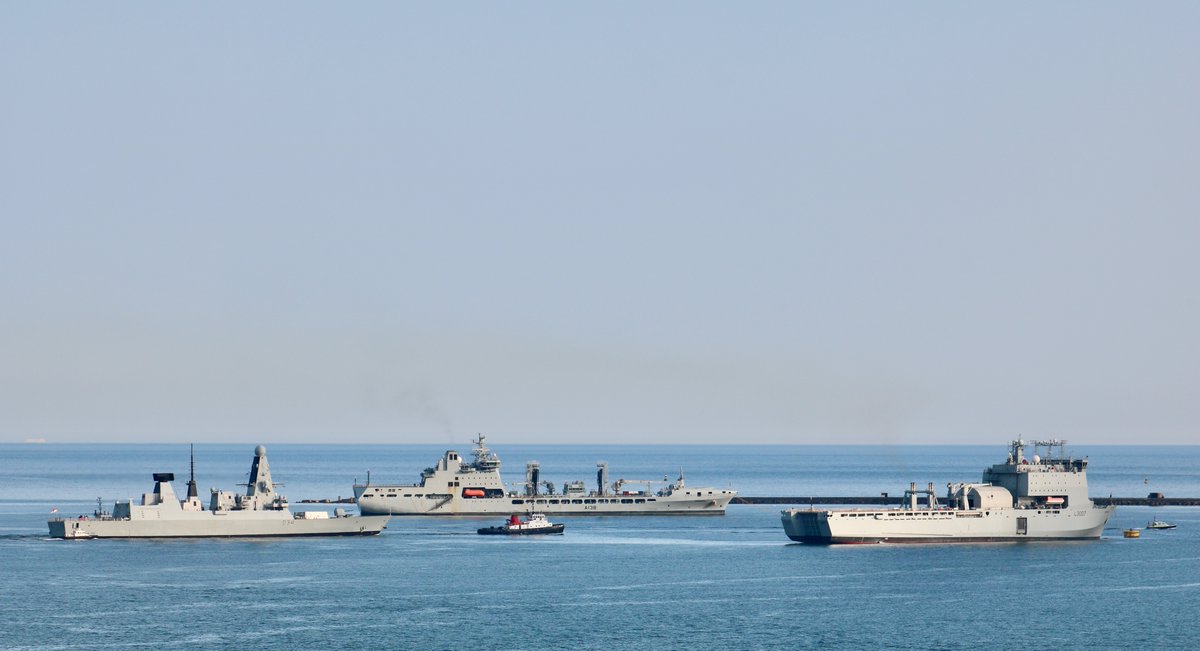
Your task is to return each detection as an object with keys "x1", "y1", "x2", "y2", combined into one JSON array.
[
  {"x1": 733, "y1": 496, "x2": 1200, "y2": 506},
  {"x1": 299, "y1": 496, "x2": 1200, "y2": 506}
]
